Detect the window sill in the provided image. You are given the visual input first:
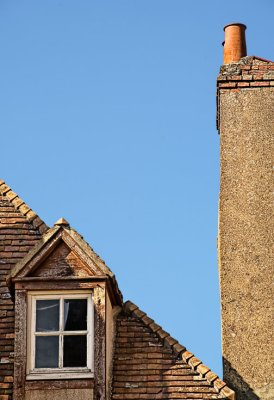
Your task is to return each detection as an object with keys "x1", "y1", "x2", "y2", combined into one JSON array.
[
  {"x1": 25, "y1": 377, "x2": 94, "y2": 391},
  {"x1": 26, "y1": 371, "x2": 94, "y2": 380}
]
